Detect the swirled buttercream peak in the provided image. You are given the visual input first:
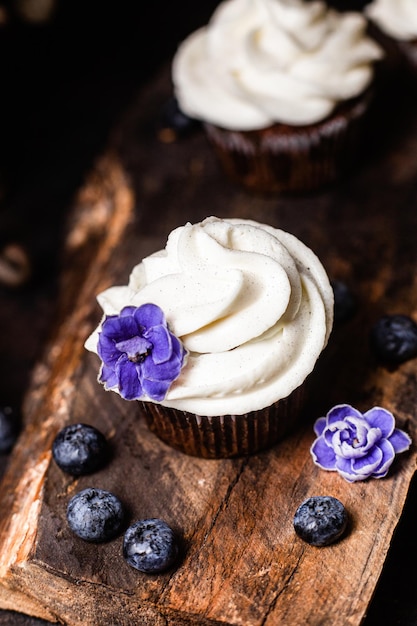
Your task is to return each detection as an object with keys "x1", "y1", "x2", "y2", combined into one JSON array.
[{"x1": 85, "y1": 217, "x2": 334, "y2": 415}]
